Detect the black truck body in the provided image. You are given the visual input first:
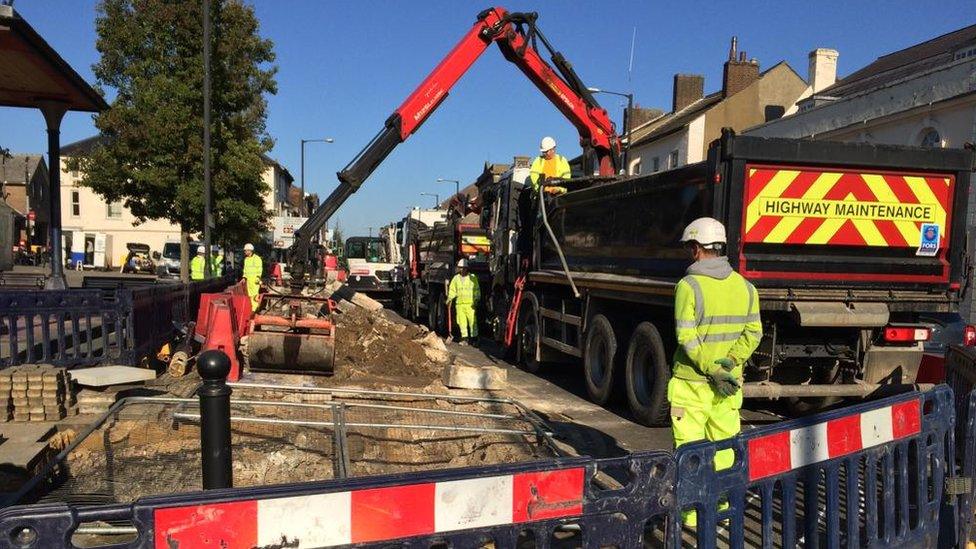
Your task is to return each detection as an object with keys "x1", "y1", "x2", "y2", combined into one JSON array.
[{"x1": 480, "y1": 132, "x2": 974, "y2": 425}]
